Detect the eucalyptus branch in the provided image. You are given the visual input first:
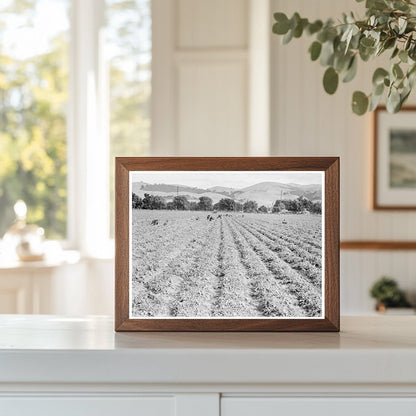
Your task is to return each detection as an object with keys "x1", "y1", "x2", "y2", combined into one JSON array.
[{"x1": 272, "y1": 0, "x2": 416, "y2": 115}]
